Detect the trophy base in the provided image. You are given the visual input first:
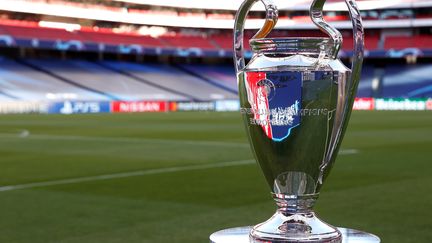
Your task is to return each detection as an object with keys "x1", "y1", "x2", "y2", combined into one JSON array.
[
  {"x1": 249, "y1": 211, "x2": 343, "y2": 242},
  {"x1": 210, "y1": 226, "x2": 380, "y2": 243}
]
